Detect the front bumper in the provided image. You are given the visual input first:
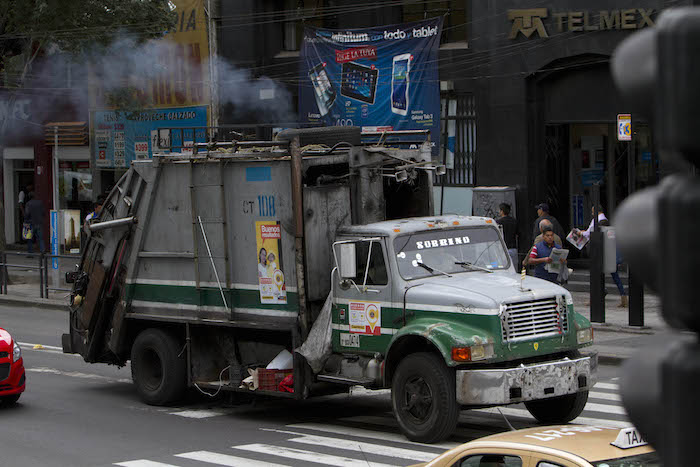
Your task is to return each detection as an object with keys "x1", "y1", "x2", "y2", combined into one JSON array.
[
  {"x1": 456, "y1": 353, "x2": 597, "y2": 406},
  {"x1": 0, "y1": 359, "x2": 26, "y2": 396}
]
